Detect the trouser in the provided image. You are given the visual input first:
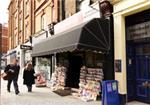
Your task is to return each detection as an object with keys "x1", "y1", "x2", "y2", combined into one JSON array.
[
  {"x1": 7, "y1": 78, "x2": 19, "y2": 93},
  {"x1": 26, "y1": 84, "x2": 32, "y2": 92}
]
